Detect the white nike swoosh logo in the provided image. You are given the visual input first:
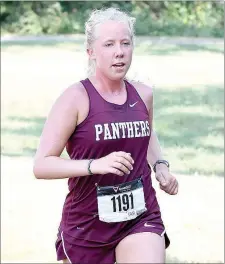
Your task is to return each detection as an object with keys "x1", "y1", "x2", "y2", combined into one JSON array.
[
  {"x1": 129, "y1": 101, "x2": 138, "y2": 107},
  {"x1": 144, "y1": 223, "x2": 155, "y2": 227}
]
